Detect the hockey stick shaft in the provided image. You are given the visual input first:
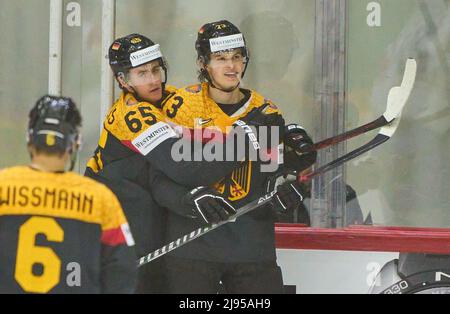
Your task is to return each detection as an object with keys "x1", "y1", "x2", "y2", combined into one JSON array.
[
  {"x1": 137, "y1": 132, "x2": 389, "y2": 266},
  {"x1": 298, "y1": 58, "x2": 416, "y2": 154},
  {"x1": 299, "y1": 134, "x2": 390, "y2": 183},
  {"x1": 300, "y1": 58, "x2": 417, "y2": 180},
  {"x1": 138, "y1": 129, "x2": 393, "y2": 266},
  {"x1": 138, "y1": 124, "x2": 398, "y2": 266},
  {"x1": 138, "y1": 191, "x2": 275, "y2": 266},
  {"x1": 299, "y1": 116, "x2": 388, "y2": 153}
]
